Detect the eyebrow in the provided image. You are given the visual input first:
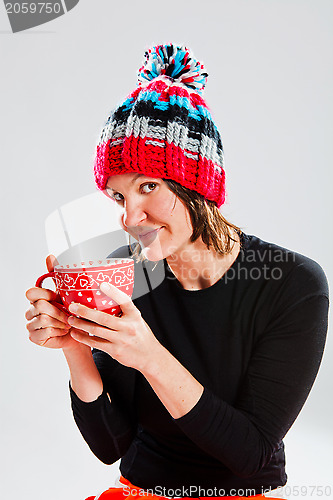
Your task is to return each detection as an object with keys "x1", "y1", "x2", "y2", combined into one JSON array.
[
  {"x1": 131, "y1": 173, "x2": 145, "y2": 184},
  {"x1": 107, "y1": 173, "x2": 146, "y2": 191}
]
